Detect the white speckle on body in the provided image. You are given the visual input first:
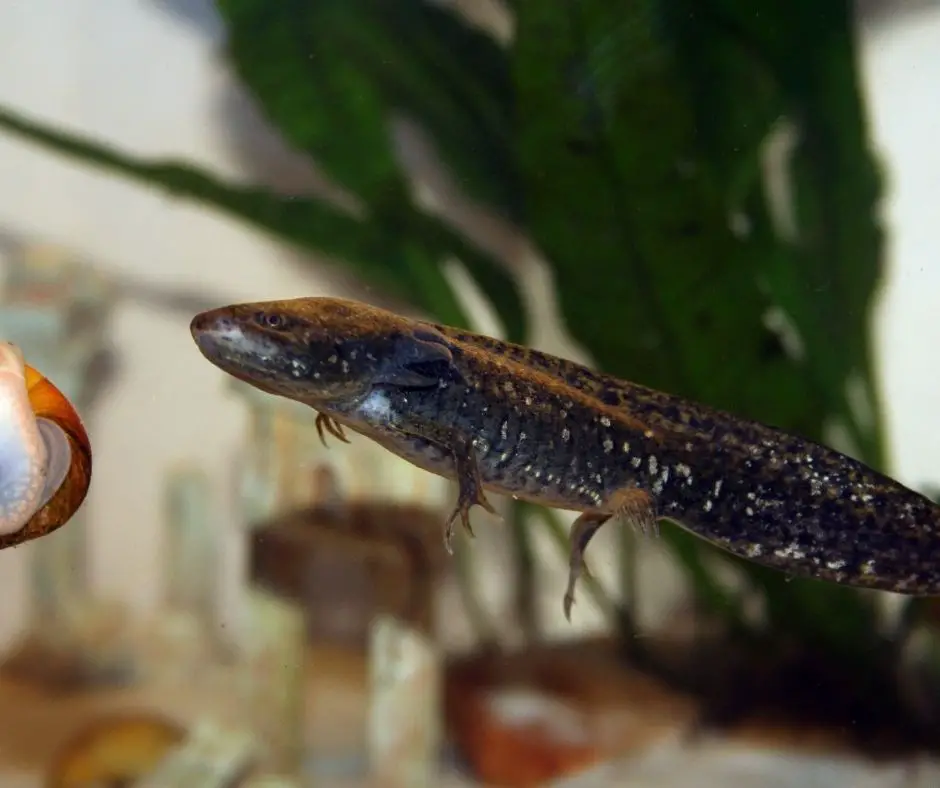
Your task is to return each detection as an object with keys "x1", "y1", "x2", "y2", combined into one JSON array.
[
  {"x1": 774, "y1": 542, "x2": 806, "y2": 561},
  {"x1": 653, "y1": 467, "x2": 669, "y2": 496},
  {"x1": 356, "y1": 388, "x2": 395, "y2": 423}
]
